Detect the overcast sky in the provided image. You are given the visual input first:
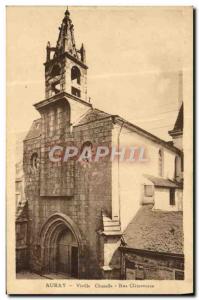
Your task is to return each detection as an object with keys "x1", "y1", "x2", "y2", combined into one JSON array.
[{"x1": 7, "y1": 6, "x2": 191, "y2": 142}]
